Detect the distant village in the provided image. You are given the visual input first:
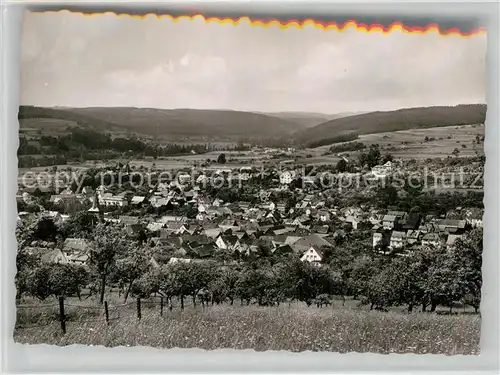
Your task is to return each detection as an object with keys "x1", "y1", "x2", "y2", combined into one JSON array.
[{"x1": 17, "y1": 151, "x2": 484, "y2": 269}]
